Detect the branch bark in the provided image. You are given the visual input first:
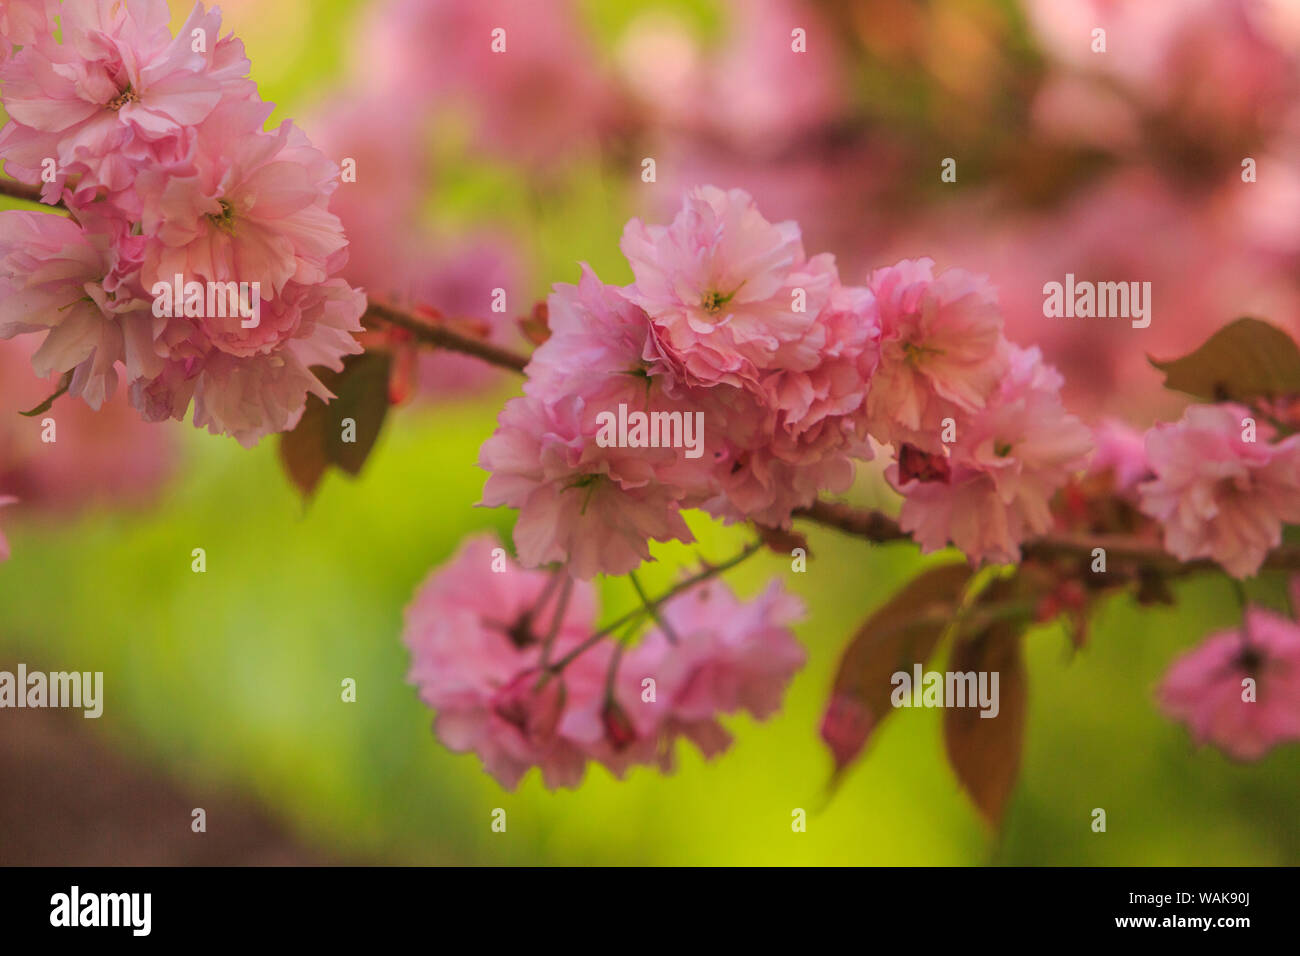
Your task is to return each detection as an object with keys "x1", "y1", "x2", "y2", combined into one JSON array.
[
  {"x1": 365, "y1": 300, "x2": 530, "y2": 374},
  {"x1": 0, "y1": 177, "x2": 54, "y2": 207}
]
